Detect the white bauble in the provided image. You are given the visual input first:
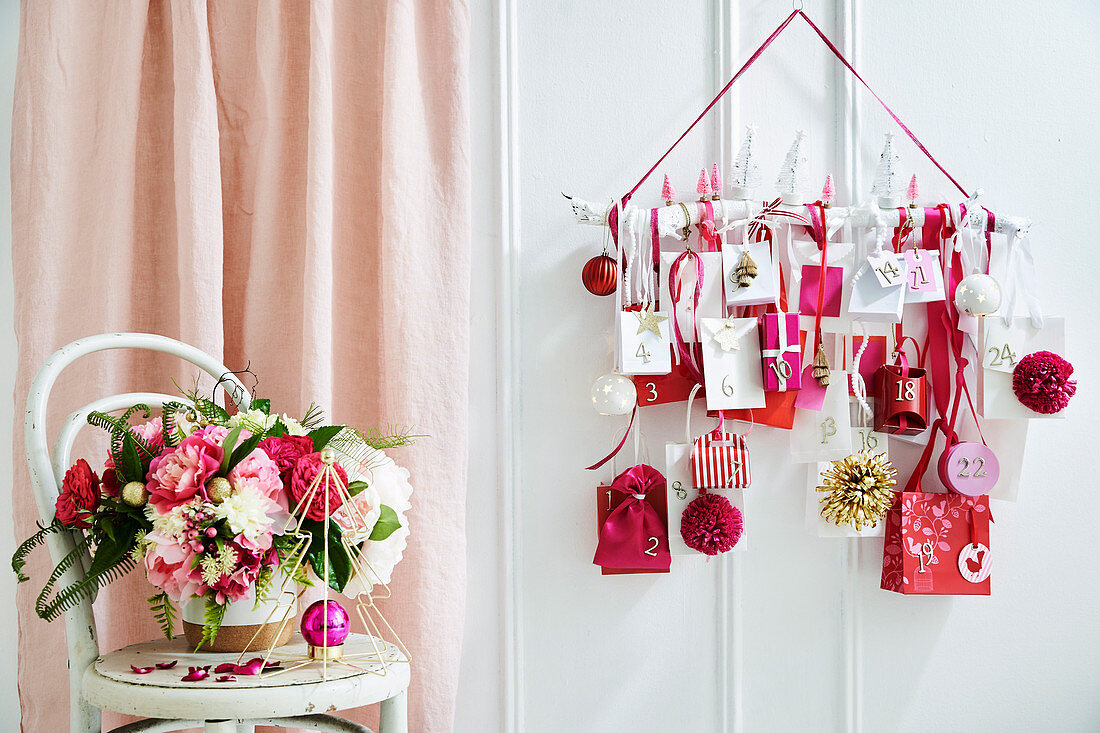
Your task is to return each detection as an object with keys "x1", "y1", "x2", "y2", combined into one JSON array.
[
  {"x1": 953, "y1": 274, "x2": 1002, "y2": 316},
  {"x1": 590, "y1": 373, "x2": 636, "y2": 415}
]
